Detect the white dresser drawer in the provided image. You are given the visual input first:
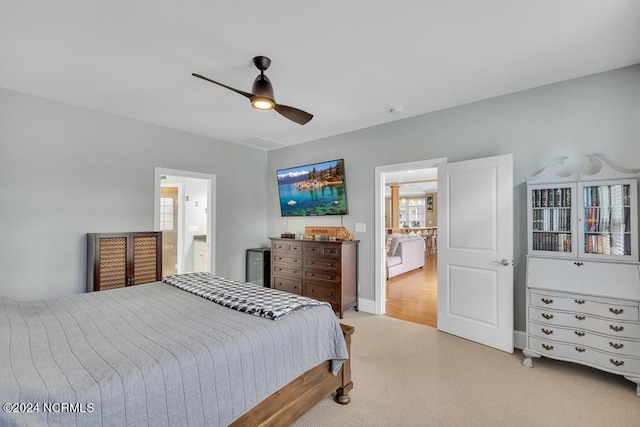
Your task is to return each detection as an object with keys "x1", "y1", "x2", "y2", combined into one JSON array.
[
  {"x1": 528, "y1": 320, "x2": 640, "y2": 357},
  {"x1": 530, "y1": 291, "x2": 639, "y2": 322},
  {"x1": 529, "y1": 306, "x2": 640, "y2": 339},
  {"x1": 528, "y1": 336, "x2": 640, "y2": 376},
  {"x1": 527, "y1": 257, "x2": 640, "y2": 300}
]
